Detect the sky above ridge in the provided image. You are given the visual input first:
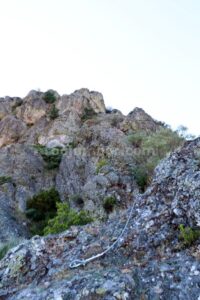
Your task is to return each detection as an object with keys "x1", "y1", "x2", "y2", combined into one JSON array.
[{"x1": 0, "y1": 0, "x2": 199, "y2": 135}]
